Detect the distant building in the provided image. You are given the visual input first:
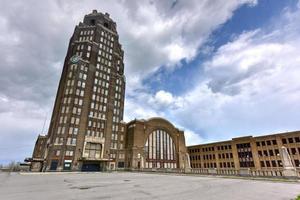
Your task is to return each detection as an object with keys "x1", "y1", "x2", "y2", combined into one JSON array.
[
  {"x1": 29, "y1": 10, "x2": 188, "y2": 172},
  {"x1": 28, "y1": 135, "x2": 47, "y2": 171},
  {"x1": 188, "y1": 131, "x2": 300, "y2": 171}
]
